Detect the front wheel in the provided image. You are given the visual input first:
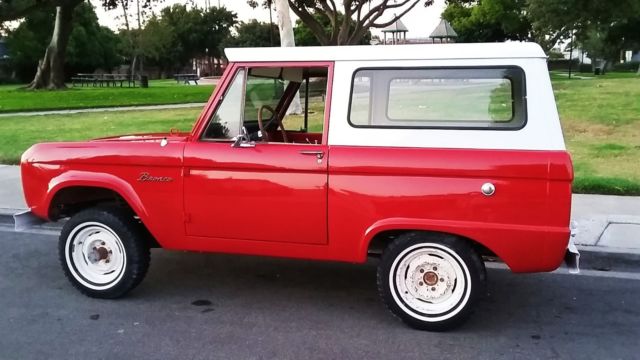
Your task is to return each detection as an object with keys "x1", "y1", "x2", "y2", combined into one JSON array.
[
  {"x1": 377, "y1": 232, "x2": 486, "y2": 331},
  {"x1": 58, "y1": 206, "x2": 150, "y2": 299}
]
